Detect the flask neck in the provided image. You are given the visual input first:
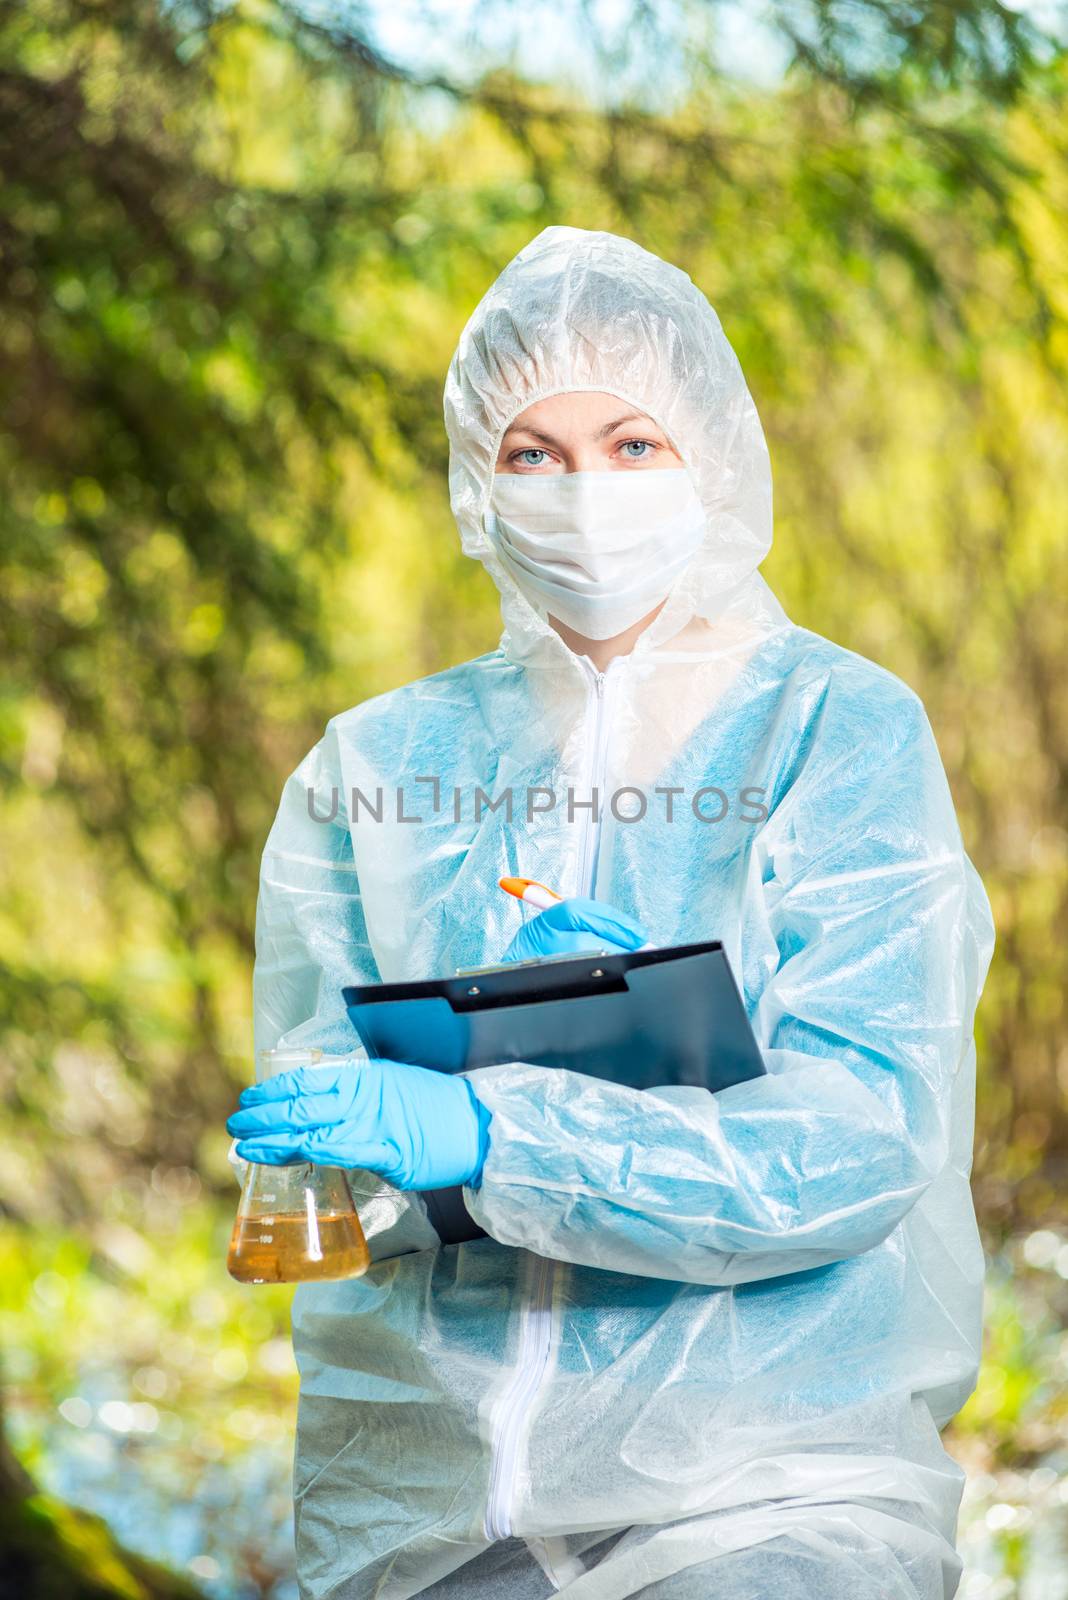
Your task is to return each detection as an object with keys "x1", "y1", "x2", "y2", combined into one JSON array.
[{"x1": 257, "y1": 1045, "x2": 323, "y2": 1080}]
